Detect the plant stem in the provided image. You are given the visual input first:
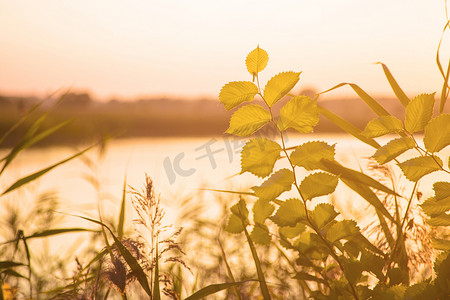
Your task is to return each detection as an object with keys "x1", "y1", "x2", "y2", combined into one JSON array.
[{"x1": 255, "y1": 73, "x2": 359, "y2": 299}]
